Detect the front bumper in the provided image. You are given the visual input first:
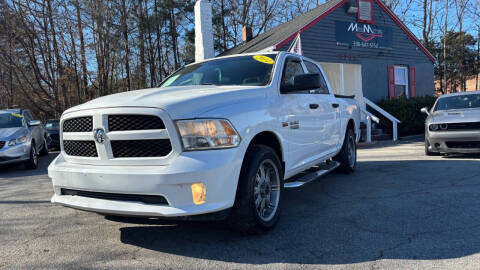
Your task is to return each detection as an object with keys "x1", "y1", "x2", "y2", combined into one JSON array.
[
  {"x1": 48, "y1": 148, "x2": 243, "y2": 217},
  {"x1": 427, "y1": 130, "x2": 480, "y2": 154},
  {"x1": 0, "y1": 143, "x2": 30, "y2": 165}
]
